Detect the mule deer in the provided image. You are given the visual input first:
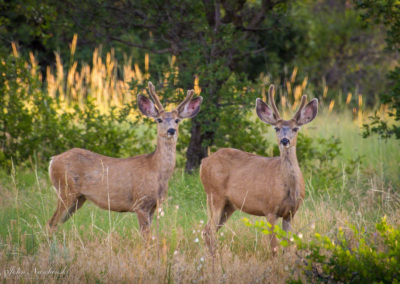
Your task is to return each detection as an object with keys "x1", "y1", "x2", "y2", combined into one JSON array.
[
  {"x1": 200, "y1": 85, "x2": 318, "y2": 254},
  {"x1": 47, "y1": 82, "x2": 202, "y2": 236}
]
